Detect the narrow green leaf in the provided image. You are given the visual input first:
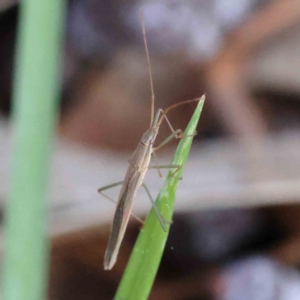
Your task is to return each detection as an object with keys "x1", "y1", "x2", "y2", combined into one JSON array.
[
  {"x1": 3, "y1": 1, "x2": 66, "y2": 300},
  {"x1": 115, "y1": 96, "x2": 205, "y2": 300}
]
